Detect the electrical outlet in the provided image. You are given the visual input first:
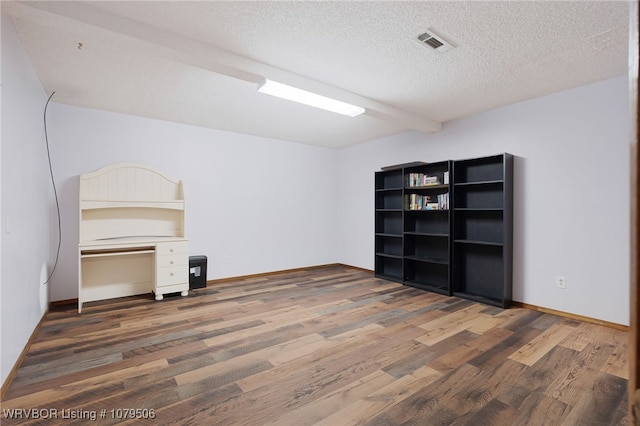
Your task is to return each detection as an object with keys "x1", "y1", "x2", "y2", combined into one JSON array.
[{"x1": 555, "y1": 276, "x2": 567, "y2": 289}]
